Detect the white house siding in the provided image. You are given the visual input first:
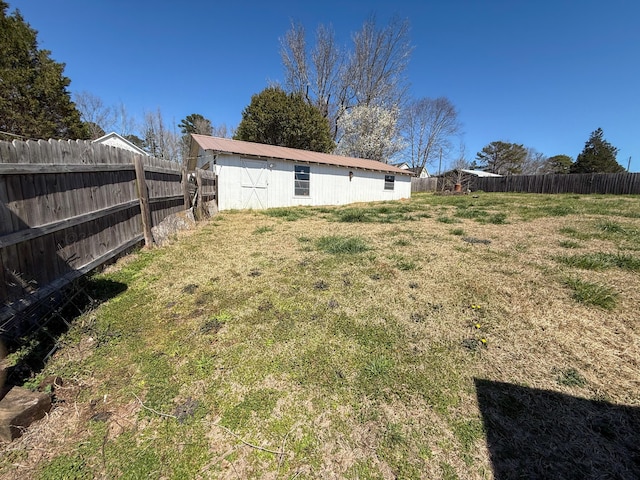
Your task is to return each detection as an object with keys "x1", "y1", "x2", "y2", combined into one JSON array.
[{"x1": 214, "y1": 153, "x2": 411, "y2": 211}]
